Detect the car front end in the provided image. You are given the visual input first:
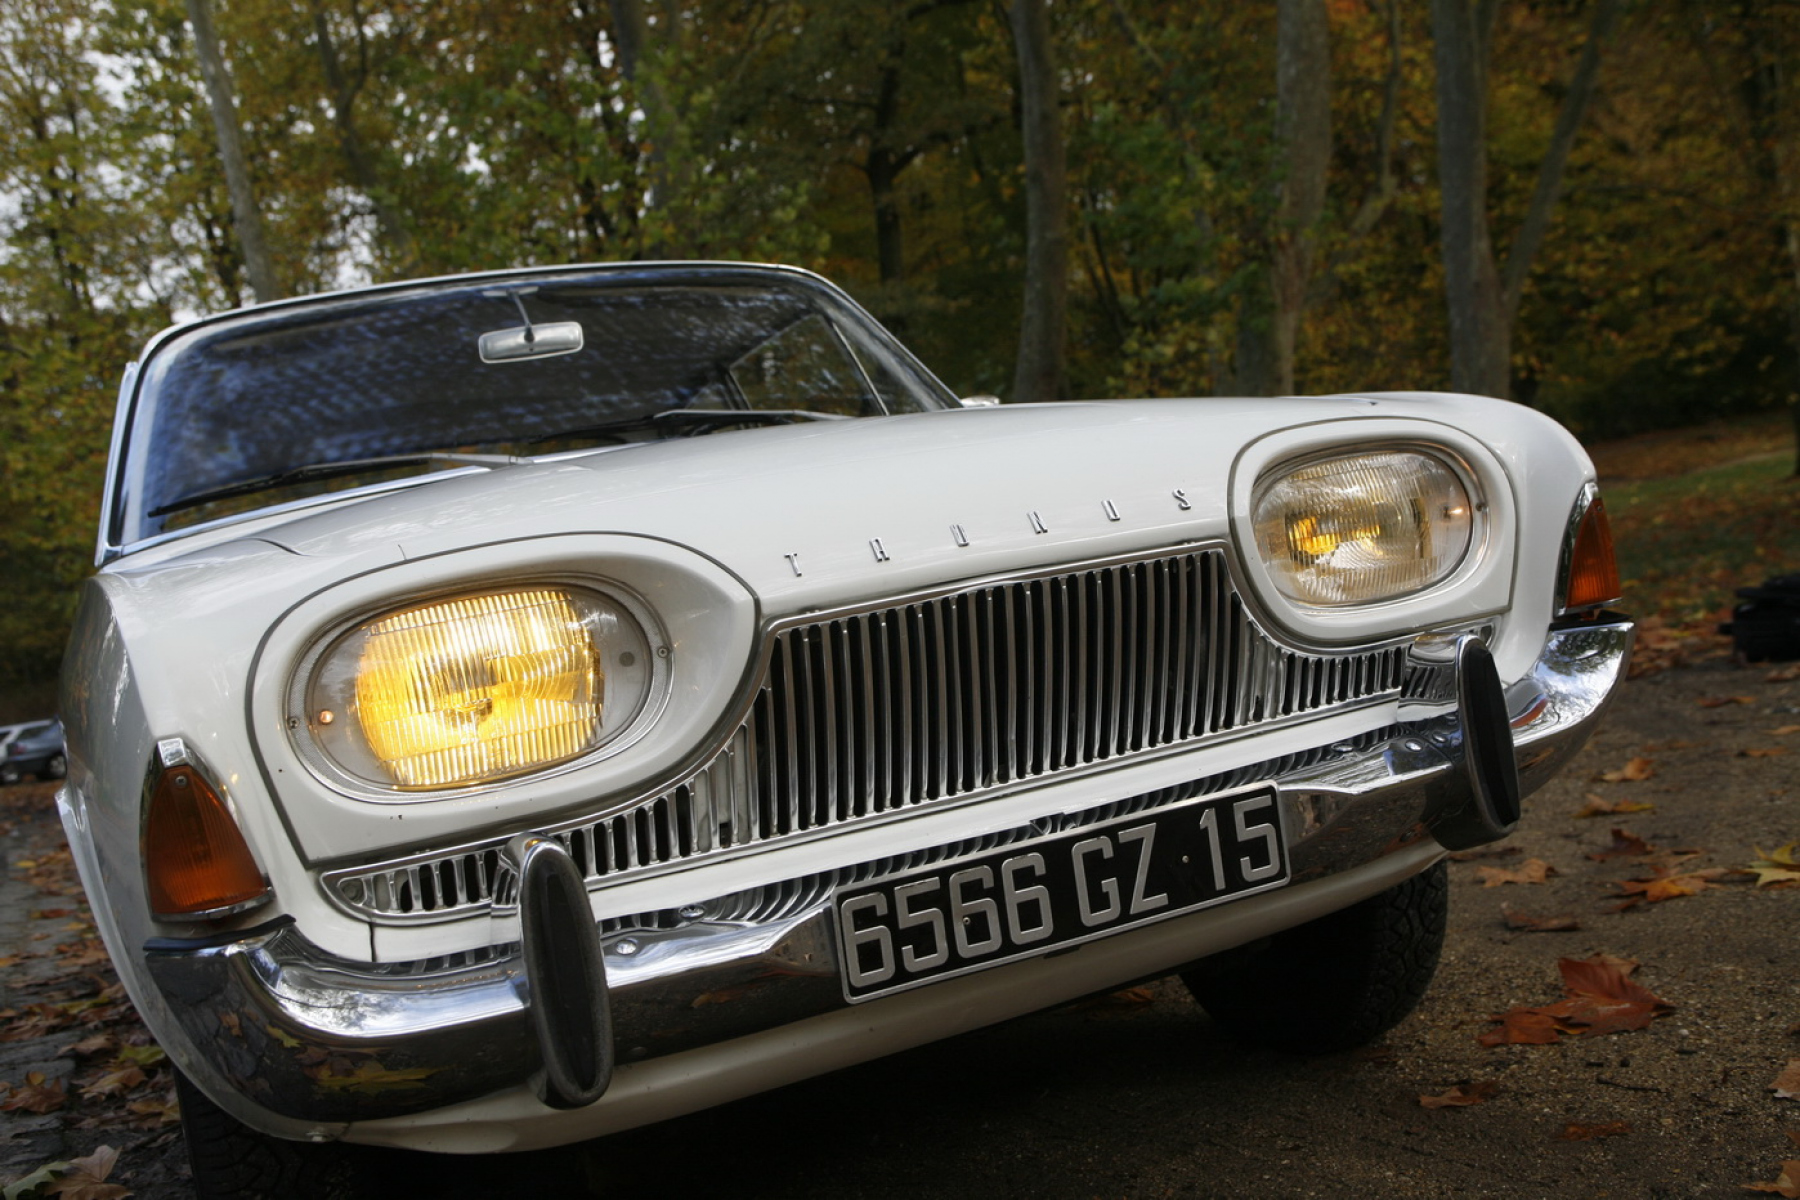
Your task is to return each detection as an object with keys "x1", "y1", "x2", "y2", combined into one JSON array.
[{"x1": 58, "y1": 265, "x2": 1629, "y2": 1161}]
